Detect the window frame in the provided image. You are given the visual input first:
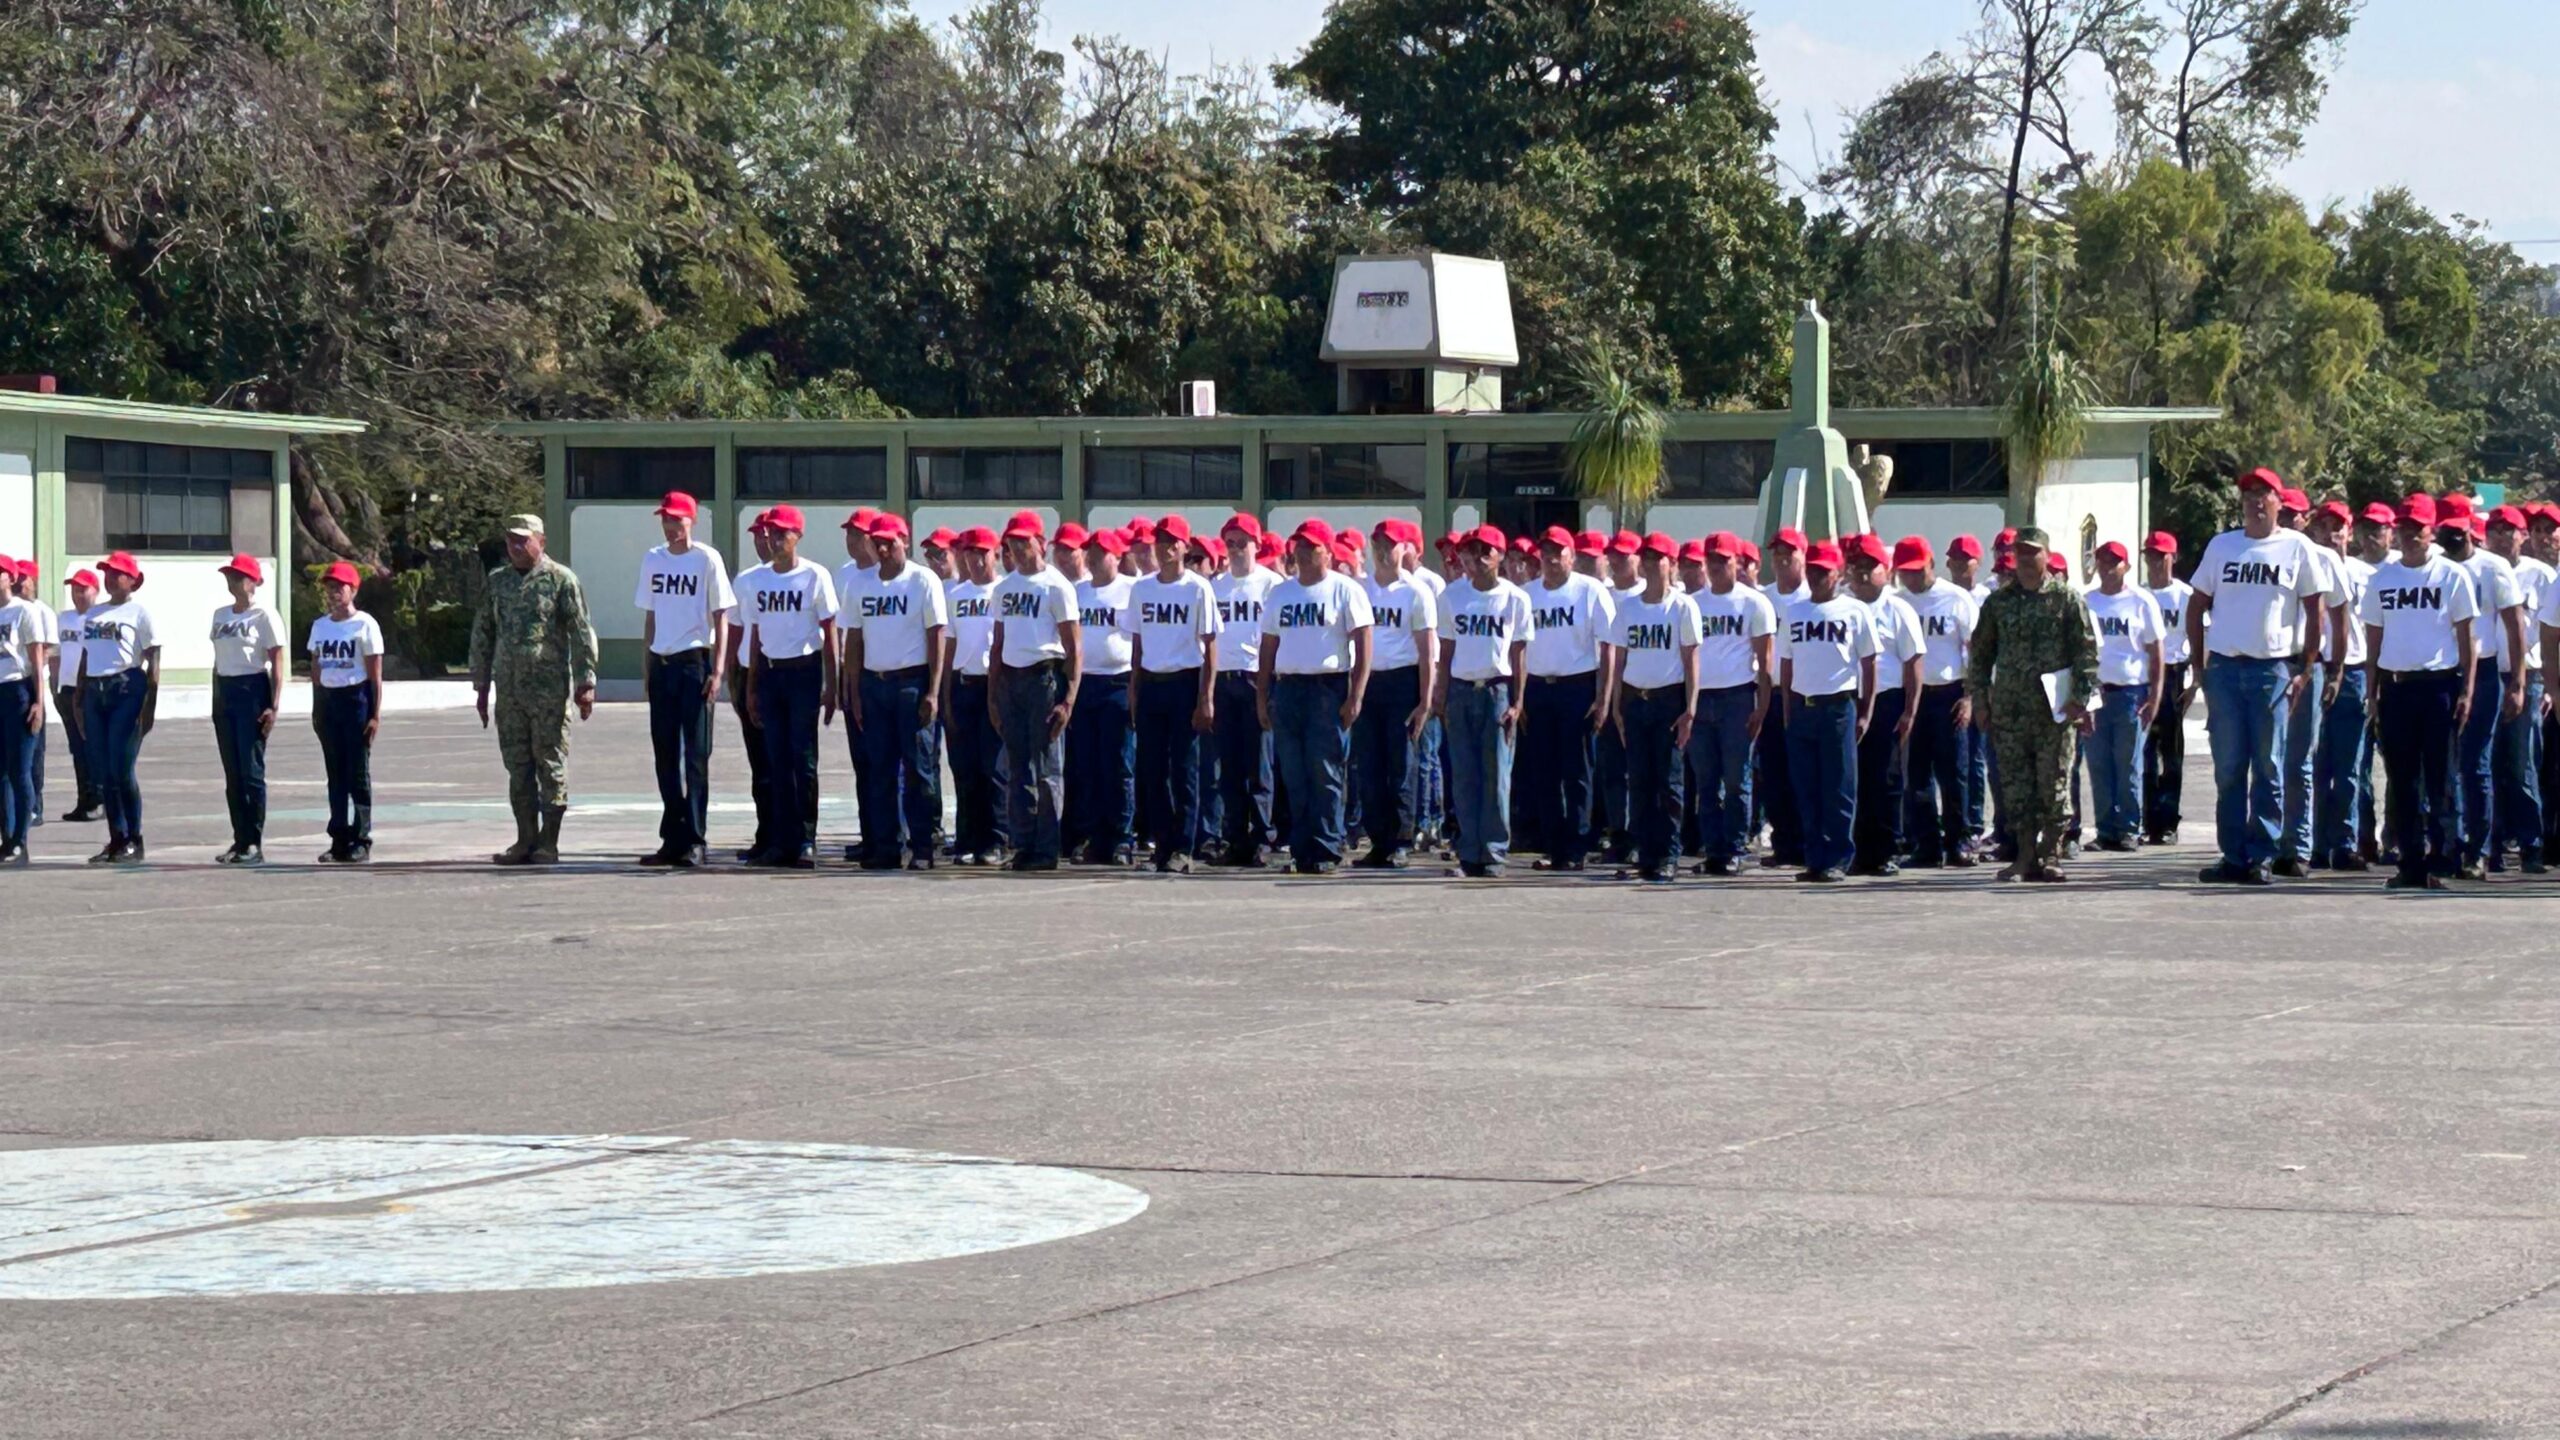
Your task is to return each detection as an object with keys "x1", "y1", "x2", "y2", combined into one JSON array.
[
  {"x1": 66, "y1": 436, "x2": 265, "y2": 554},
  {"x1": 564, "y1": 446, "x2": 716, "y2": 503},
  {"x1": 736, "y1": 446, "x2": 889, "y2": 502},
  {"x1": 1082, "y1": 445, "x2": 1245, "y2": 502},
  {"x1": 908, "y1": 447, "x2": 1065, "y2": 502},
  {"x1": 1263, "y1": 443, "x2": 1427, "y2": 502}
]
